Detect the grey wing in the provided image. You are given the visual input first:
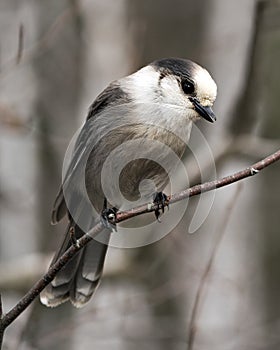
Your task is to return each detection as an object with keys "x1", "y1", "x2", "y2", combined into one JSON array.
[
  {"x1": 51, "y1": 125, "x2": 91, "y2": 224},
  {"x1": 51, "y1": 81, "x2": 131, "y2": 224}
]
